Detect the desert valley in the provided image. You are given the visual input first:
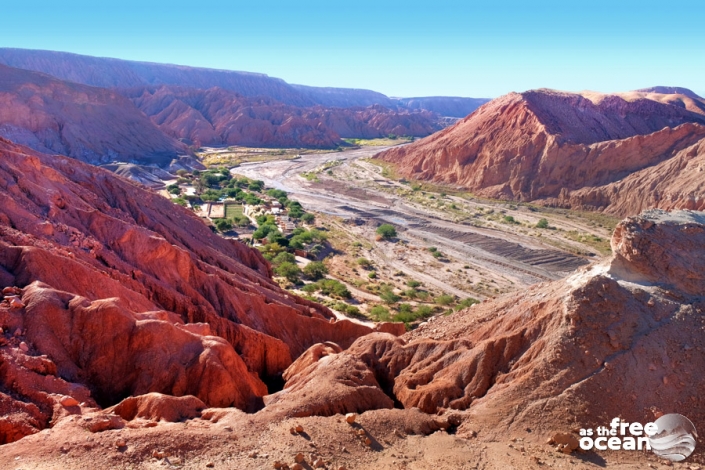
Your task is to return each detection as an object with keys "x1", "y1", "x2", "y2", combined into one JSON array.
[{"x1": 0, "y1": 44, "x2": 704, "y2": 470}]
